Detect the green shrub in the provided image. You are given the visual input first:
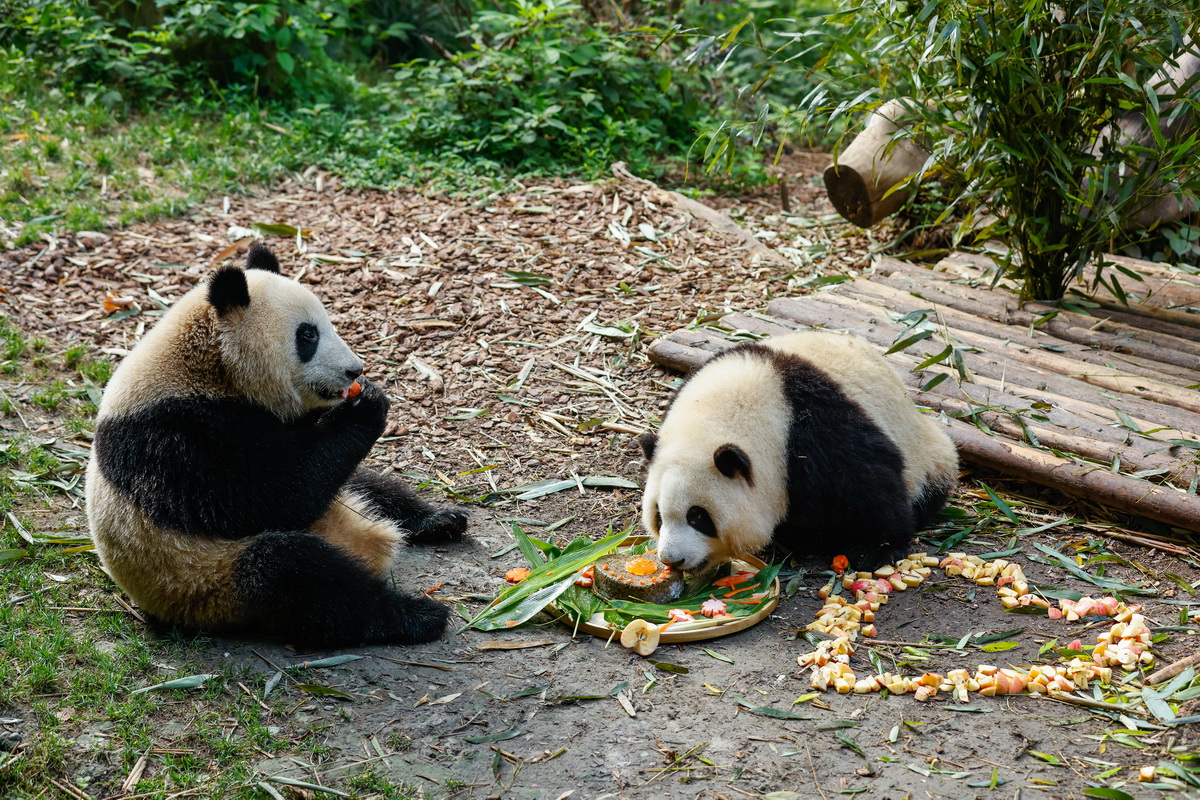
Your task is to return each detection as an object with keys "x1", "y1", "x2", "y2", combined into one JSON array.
[
  {"x1": 366, "y1": 0, "x2": 713, "y2": 177},
  {"x1": 0, "y1": 0, "x2": 470, "y2": 103}
]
